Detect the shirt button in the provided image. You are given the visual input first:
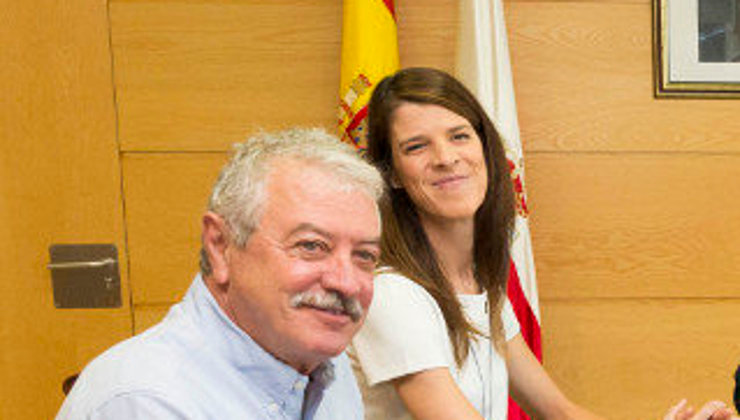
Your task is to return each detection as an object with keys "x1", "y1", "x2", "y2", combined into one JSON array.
[
  {"x1": 267, "y1": 402, "x2": 279, "y2": 415},
  {"x1": 293, "y1": 380, "x2": 306, "y2": 391}
]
